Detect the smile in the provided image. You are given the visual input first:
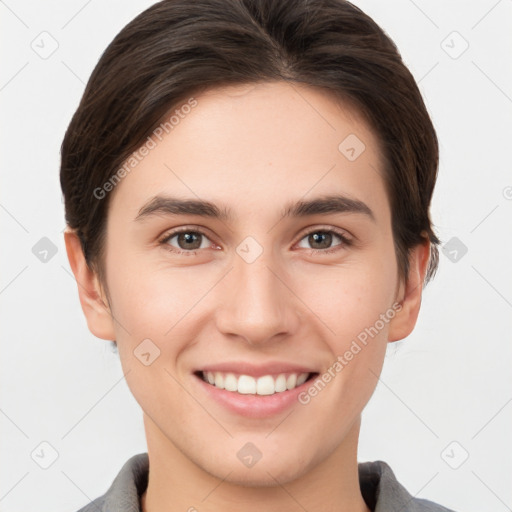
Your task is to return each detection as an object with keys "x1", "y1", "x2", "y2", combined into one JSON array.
[{"x1": 196, "y1": 371, "x2": 318, "y2": 395}]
